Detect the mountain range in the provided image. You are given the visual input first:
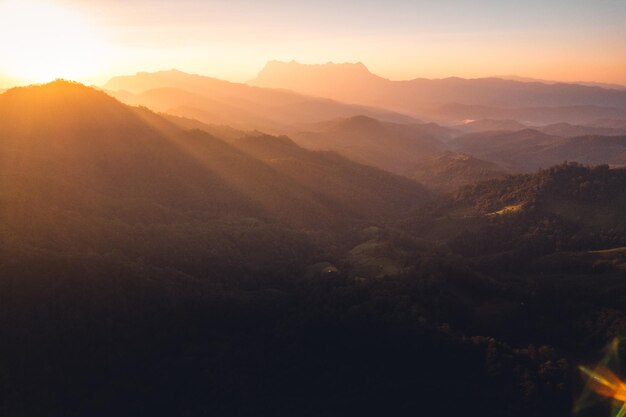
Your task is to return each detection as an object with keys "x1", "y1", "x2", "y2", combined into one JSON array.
[
  {"x1": 250, "y1": 61, "x2": 626, "y2": 123},
  {"x1": 1, "y1": 81, "x2": 429, "y2": 236},
  {"x1": 105, "y1": 69, "x2": 418, "y2": 133},
  {"x1": 4, "y1": 75, "x2": 626, "y2": 417},
  {"x1": 102, "y1": 67, "x2": 626, "y2": 187},
  {"x1": 495, "y1": 75, "x2": 626, "y2": 91}
]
